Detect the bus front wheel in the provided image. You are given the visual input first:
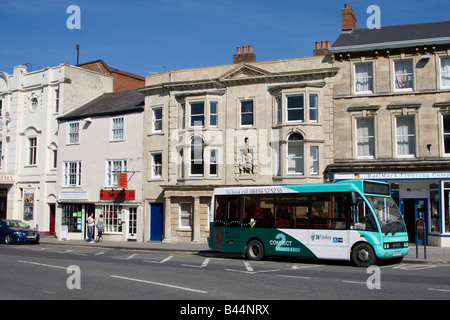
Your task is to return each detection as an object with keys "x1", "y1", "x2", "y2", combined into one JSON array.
[
  {"x1": 246, "y1": 239, "x2": 265, "y2": 261},
  {"x1": 351, "y1": 243, "x2": 376, "y2": 267}
]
